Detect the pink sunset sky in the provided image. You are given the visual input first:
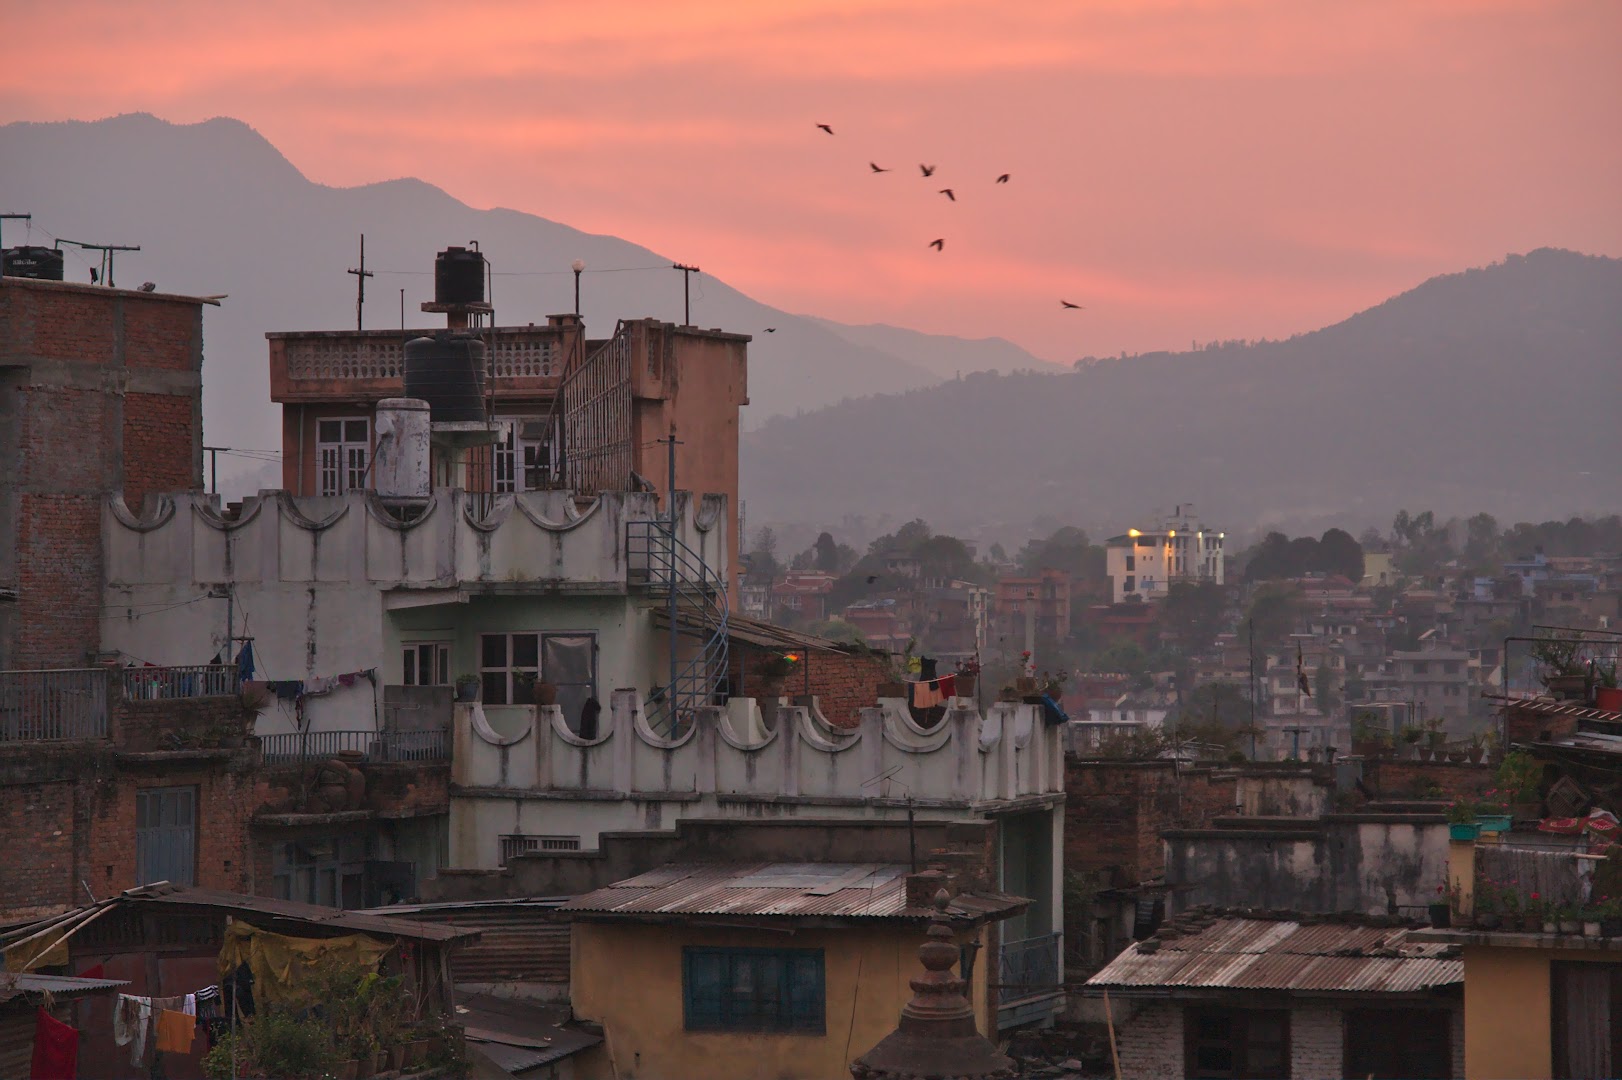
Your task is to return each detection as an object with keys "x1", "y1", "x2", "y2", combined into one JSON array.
[{"x1": 2, "y1": 0, "x2": 1618, "y2": 362}]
